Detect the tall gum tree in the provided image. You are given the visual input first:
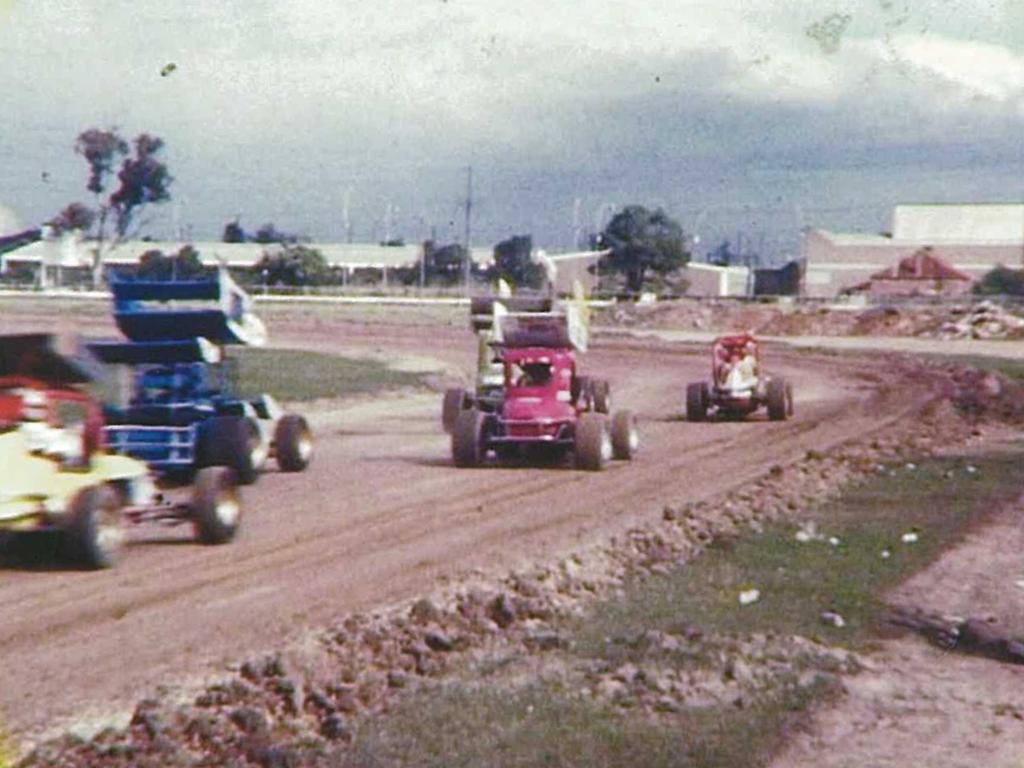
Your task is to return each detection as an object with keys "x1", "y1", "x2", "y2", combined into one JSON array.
[{"x1": 63, "y1": 128, "x2": 173, "y2": 286}]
